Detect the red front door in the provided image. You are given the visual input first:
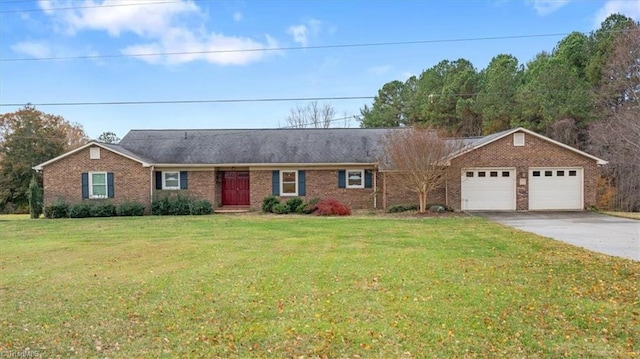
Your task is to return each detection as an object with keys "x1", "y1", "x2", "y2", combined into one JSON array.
[{"x1": 222, "y1": 171, "x2": 250, "y2": 206}]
